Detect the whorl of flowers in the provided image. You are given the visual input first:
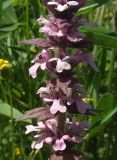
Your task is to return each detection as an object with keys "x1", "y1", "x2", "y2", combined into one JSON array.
[{"x1": 22, "y1": 0, "x2": 98, "y2": 159}]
